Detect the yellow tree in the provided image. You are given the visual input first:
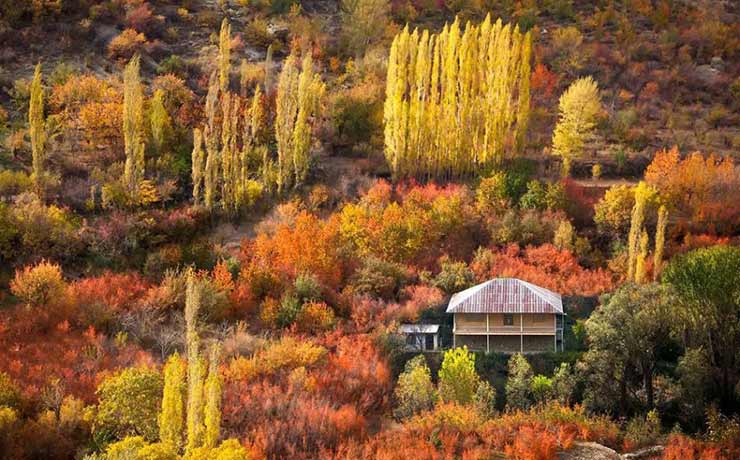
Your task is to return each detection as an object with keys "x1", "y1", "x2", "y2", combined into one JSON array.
[
  {"x1": 551, "y1": 76, "x2": 601, "y2": 176},
  {"x1": 159, "y1": 352, "x2": 186, "y2": 451},
  {"x1": 275, "y1": 52, "x2": 324, "y2": 192},
  {"x1": 218, "y1": 19, "x2": 231, "y2": 93},
  {"x1": 123, "y1": 55, "x2": 146, "y2": 199},
  {"x1": 150, "y1": 88, "x2": 171, "y2": 155},
  {"x1": 185, "y1": 271, "x2": 205, "y2": 454},
  {"x1": 384, "y1": 16, "x2": 532, "y2": 179},
  {"x1": 653, "y1": 204, "x2": 668, "y2": 280},
  {"x1": 203, "y1": 343, "x2": 222, "y2": 449},
  {"x1": 627, "y1": 182, "x2": 654, "y2": 282},
  {"x1": 29, "y1": 63, "x2": 46, "y2": 196},
  {"x1": 191, "y1": 128, "x2": 205, "y2": 206}
]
